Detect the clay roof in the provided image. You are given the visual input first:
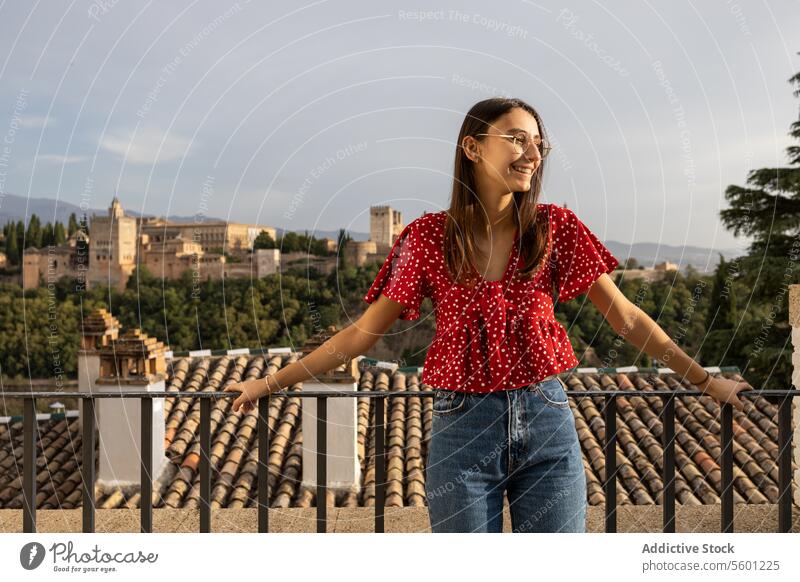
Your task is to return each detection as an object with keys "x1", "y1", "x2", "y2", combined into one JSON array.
[
  {"x1": 0, "y1": 355, "x2": 795, "y2": 510},
  {"x1": 81, "y1": 308, "x2": 120, "y2": 337}
]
